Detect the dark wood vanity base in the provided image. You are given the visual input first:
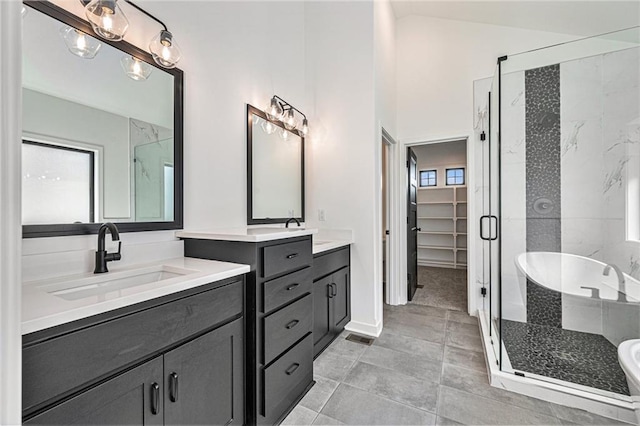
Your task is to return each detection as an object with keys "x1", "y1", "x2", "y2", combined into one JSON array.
[{"x1": 184, "y1": 235, "x2": 315, "y2": 426}]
